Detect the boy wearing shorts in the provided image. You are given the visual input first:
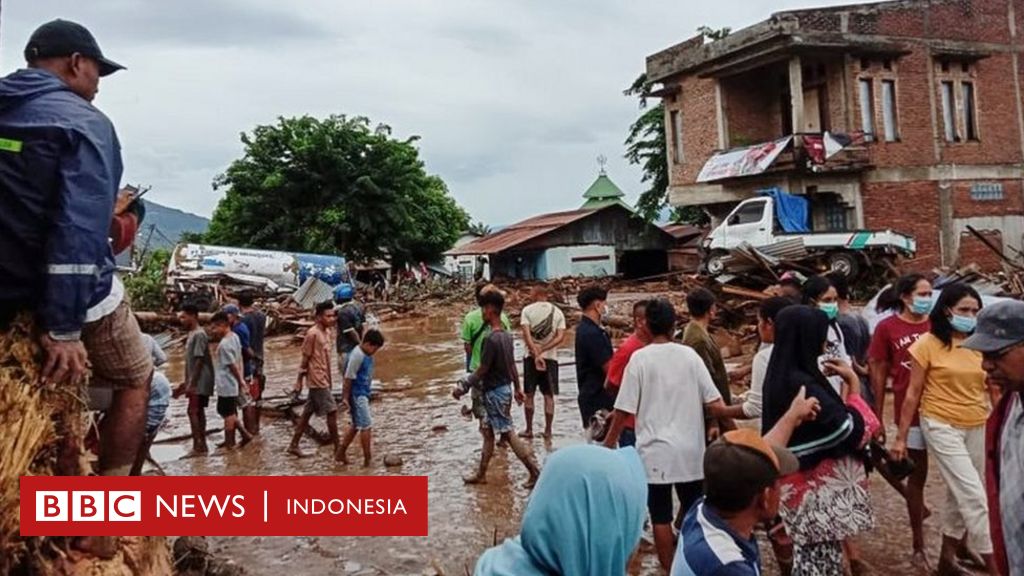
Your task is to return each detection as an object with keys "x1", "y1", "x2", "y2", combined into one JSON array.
[
  {"x1": 209, "y1": 312, "x2": 253, "y2": 449},
  {"x1": 337, "y1": 329, "x2": 386, "y2": 466}
]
